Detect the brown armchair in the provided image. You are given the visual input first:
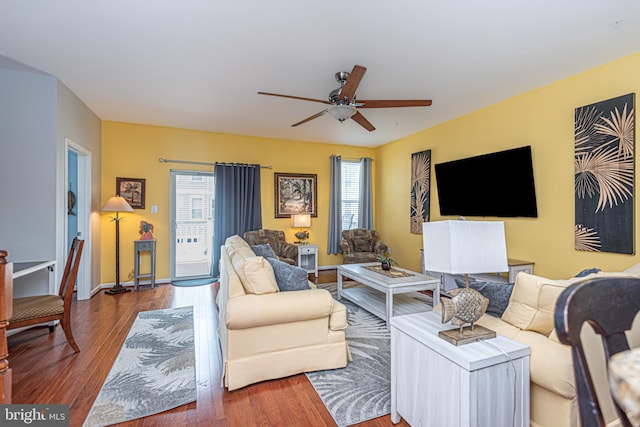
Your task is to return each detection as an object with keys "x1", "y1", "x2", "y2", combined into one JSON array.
[
  {"x1": 339, "y1": 228, "x2": 388, "y2": 264},
  {"x1": 242, "y1": 229, "x2": 298, "y2": 265}
]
